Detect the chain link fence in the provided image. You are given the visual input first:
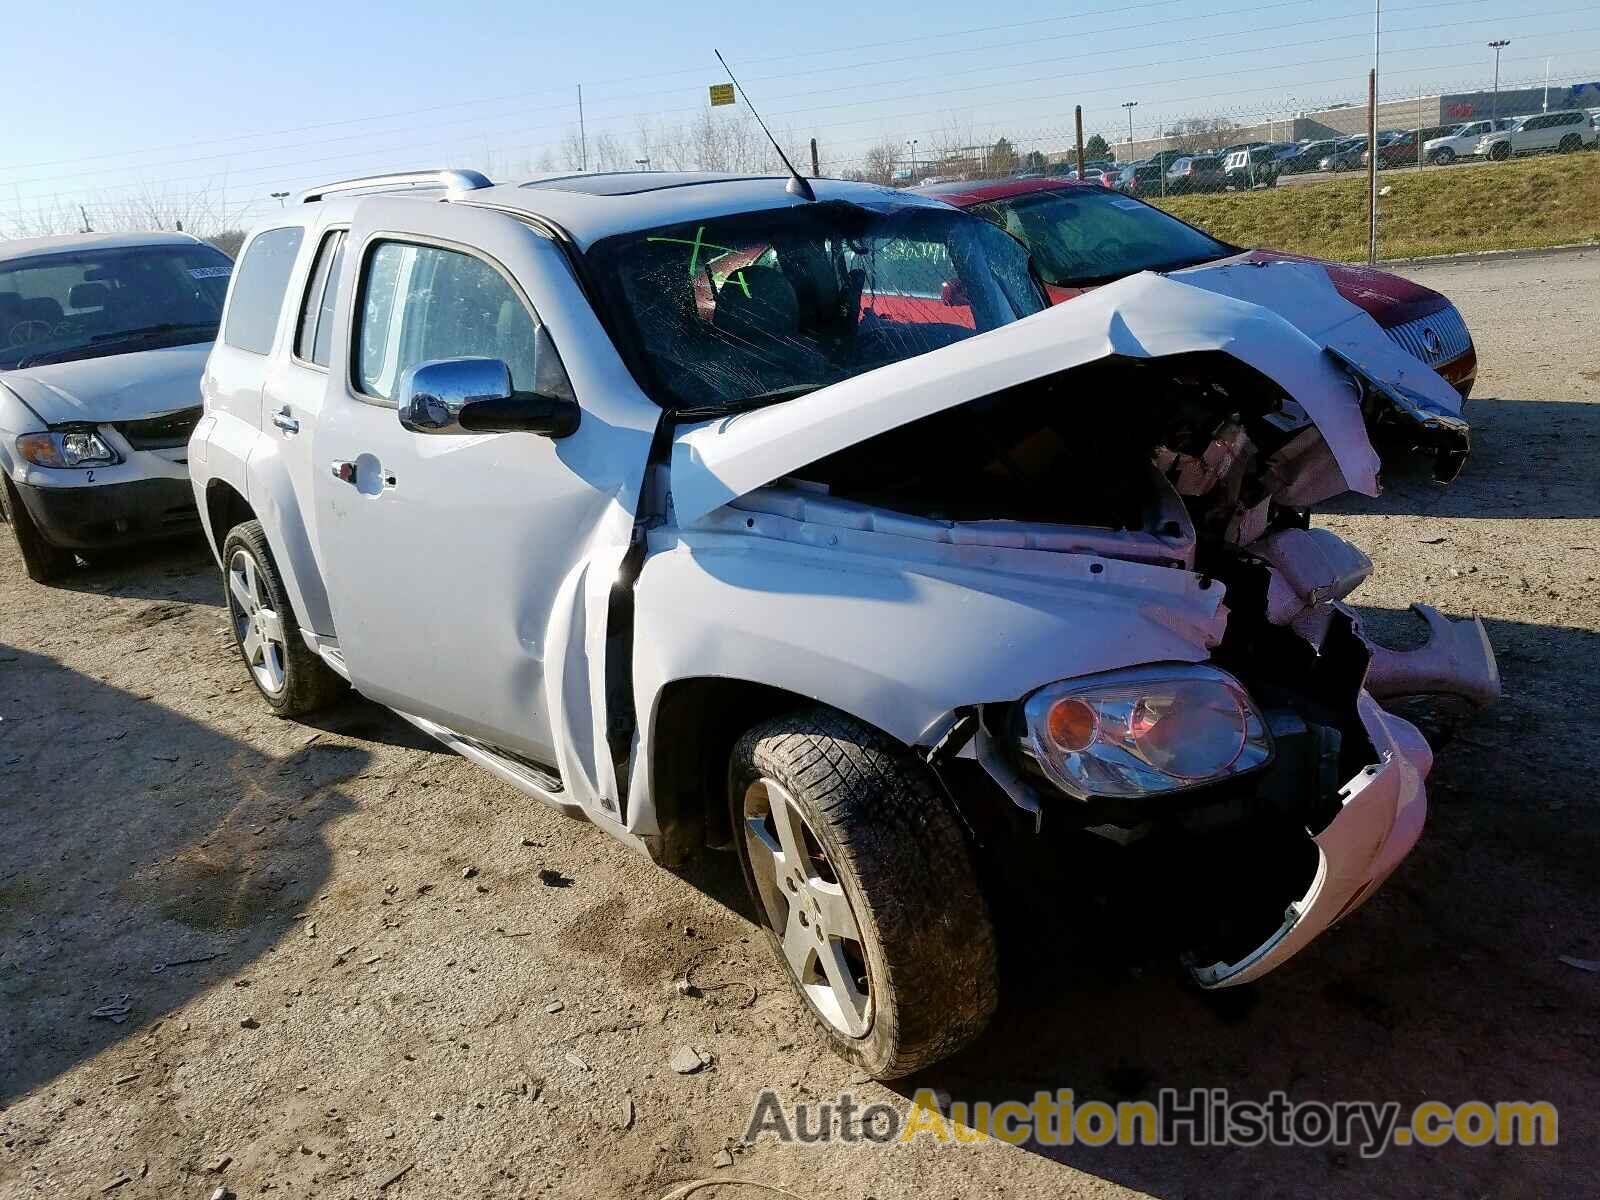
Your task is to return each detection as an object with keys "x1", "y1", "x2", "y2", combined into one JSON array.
[{"x1": 820, "y1": 71, "x2": 1600, "y2": 263}]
